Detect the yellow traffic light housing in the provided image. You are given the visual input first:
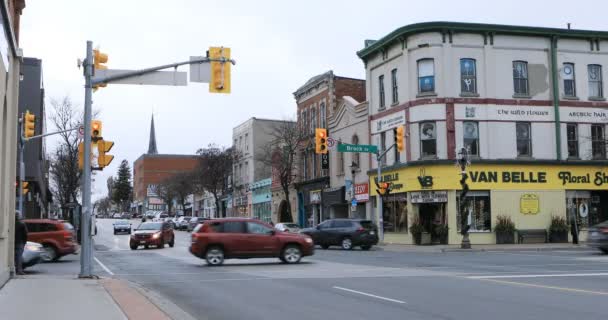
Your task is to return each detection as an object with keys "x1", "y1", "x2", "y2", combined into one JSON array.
[
  {"x1": 22, "y1": 182, "x2": 29, "y2": 194},
  {"x1": 93, "y1": 49, "x2": 108, "y2": 71},
  {"x1": 91, "y1": 120, "x2": 102, "y2": 141},
  {"x1": 395, "y1": 125, "x2": 404, "y2": 152},
  {"x1": 97, "y1": 140, "x2": 114, "y2": 169},
  {"x1": 23, "y1": 111, "x2": 36, "y2": 138},
  {"x1": 315, "y1": 128, "x2": 328, "y2": 154},
  {"x1": 209, "y1": 47, "x2": 231, "y2": 94},
  {"x1": 377, "y1": 182, "x2": 391, "y2": 196},
  {"x1": 78, "y1": 142, "x2": 85, "y2": 170}
]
